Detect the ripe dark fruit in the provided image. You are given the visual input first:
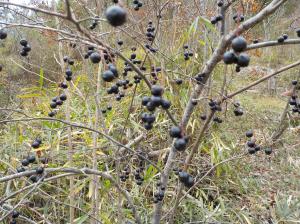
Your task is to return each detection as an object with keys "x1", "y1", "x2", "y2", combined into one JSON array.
[
  {"x1": 102, "y1": 70, "x2": 115, "y2": 82},
  {"x1": 48, "y1": 111, "x2": 56, "y2": 117},
  {"x1": 31, "y1": 141, "x2": 40, "y2": 149},
  {"x1": 297, "y1": 29, "x2": 300, "y2": 38},
  {"x1": 255, "y1": 145, "x2": 261, "y2": 151},
  {"x1": 17, "y1": 167, "x2": 25, "y2": 173},
  {"x1": 0, "y1": 30, "x2": 7, "y2": 39},
  {"x1": 161, "y1": 99, "x2": 171, "y2": 109},
  {"x1": 151, "y1": 85, "x2": 164, "y2": 96},
  {"x1": 178, "y1": 171, "x2": 189, "y2": 183},
  {"x1": 283, "y1": 34, "x2": 288, "y2": 40},
  {"x1": 144, "y1": 122, "x2": 153, "y2": 130},
  {"x1": 60, "y1": 82, "x2": 68, "y2": 89},
  {"x1": 200, "y1": 114, "x2": 207, "y2": 120},
  {"x1": 291, "y1": 80, "x2": 298, "y2": 85},
  {"x1": 223, "y1": 51, "x2": 237, "y2": 64},
  {"x1": 108, "y1": 64, "x2": 118, "y2": 77},
  {"x1": 151, "y1": 96, "x2": 162, "y2": 107},
  {"x1": 60, "y1": 93, "x2": 67, "y2": 101},
  {"x1": 175, "y1": 79, "x2": 183, "y2": 85},
  {"x1": 29, "y1": 175, "x2": 38, "y2": 183},
  {"x1": 23, "y1": 45, "x2": 31, "y2": 52},
  {"x1": 185, "y1": 176, "x2": 194, "y2": 188},
  {"x1": 248, "y1": 147, "x2": 256, "y2": 154},
  {"x1": 237, "y1": 53, "x2": 250, "y2": 67},
  {"x1": 247, "y1": 140, "x2": 255, "y2": 148},
  {"x1": 65, "y1": 69, "x2": 72, "y2": 76},
  {"x1": 142, "y1": 96, "x2": 151, "y2": 106},
  {"x1": 28, "y1": 155, "x2": 36, "y2": 163},
  {"x1": 169, "y1": 126, "x2": 182, "y2": 138},
  {"x1": 105, "y1": 5, "x2": 127, "y2": 27},
  {"x1": 90, "y1": 52, "x2": 101, "y2": 63},
  {"x1": 217, "y1": 0, "x2": 223, "y2": 7},
  {"x1": 20, "y1": 50, "x2": 28, "y2": 57},
  {"x1": 20, "y1": 39, "x2": 28, "y2": 46},
  {"x1": 278, "y1": 36, "x2": 284, "y2": 43},
  {"x1": 36, "y1": 167, "x2": 44, "y2": 174},
  {"x1": 50, "y1": 102, "x2": 57, "y2": 109},
  {"x1": 21, "y1": 159, "x2": 30, "y2": 166},
  {"x1": 245, "y1": 130, "x2": 253, "y2": 138},
  {"x1": 174, "y1": 138, "x2": 187, "y2": 151},
  {"x1": 12, "y1": 210, "x2": 19, "y2": 218},
  {"x1": 265, "y1": 148, "x2": 272, "y2": 155},
  {"x1": 231, "y1": 36, "x2": 247, "y2": 52}
]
